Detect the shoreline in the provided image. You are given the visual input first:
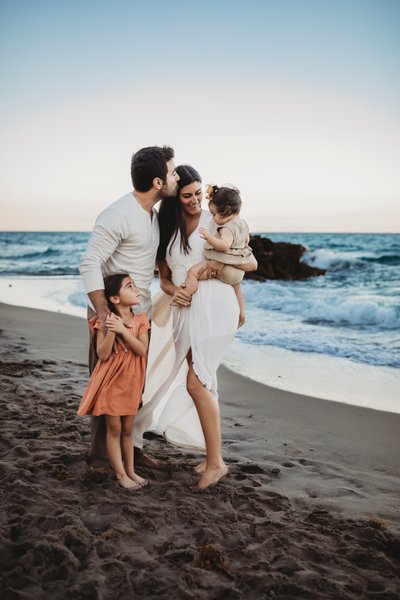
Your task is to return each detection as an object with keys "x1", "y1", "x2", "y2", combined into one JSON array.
[
  {"x1": 1, "y1": 301, "x2": 400, "y2": 597},
  {"x1": 1, "y1": 275, "x2": 399, "y2": 413},
  {"x1": 225, "y1": 340, "x2": 400, "y2": 414}
]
